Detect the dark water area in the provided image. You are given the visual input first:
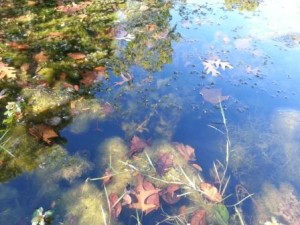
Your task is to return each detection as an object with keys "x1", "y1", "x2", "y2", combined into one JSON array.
[{"x1": 1, "y1": 0, "x2": 300, "y2": 225}]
